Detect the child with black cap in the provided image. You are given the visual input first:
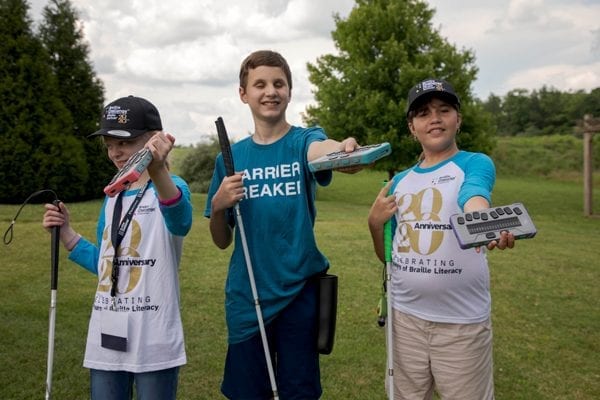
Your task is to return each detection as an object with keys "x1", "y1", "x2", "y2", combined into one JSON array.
[
  {"x1": 42, "y1": 95, "x2": 192, "y2": 400},
  {"x1": 368, "y1": 78, "x2": 515, "y2": 400}
]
